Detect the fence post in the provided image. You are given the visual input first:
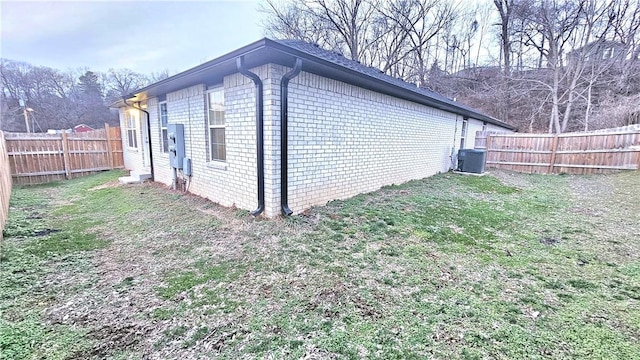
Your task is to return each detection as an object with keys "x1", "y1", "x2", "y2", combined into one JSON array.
[
  {"x1": 105, "y1": 123, "x2": 114, "y2": 169},
  {"x1": 485, "y1": 133, "x2": 492, "y2": 169},
  {"x1": 0, "y1": 130, "x2": 12, "y2": 242},
  {"x1": 61, "y1": 132, "x2": 71, "y2": 179},
  {"x1": 636, "y1": 131, "x2": 640, "y2": 170},
  {"x1": 548, "y1": 135, "x2": 559, "y2": 174}
]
